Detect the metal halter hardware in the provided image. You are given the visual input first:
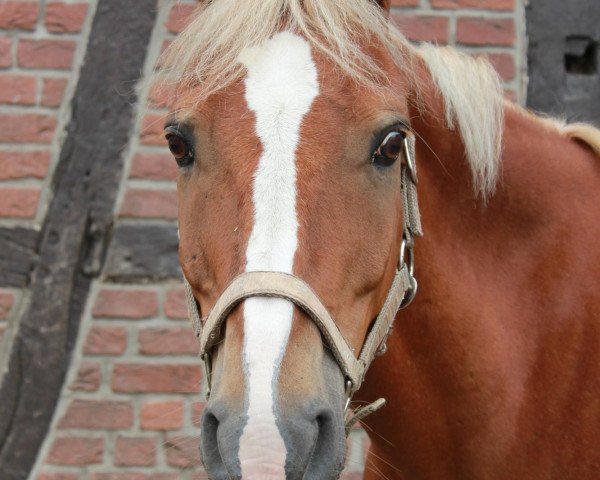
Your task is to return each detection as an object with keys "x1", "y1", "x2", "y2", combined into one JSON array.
[{"x1": 184, "y1": 134, "x2": 422, "y2": 432}]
